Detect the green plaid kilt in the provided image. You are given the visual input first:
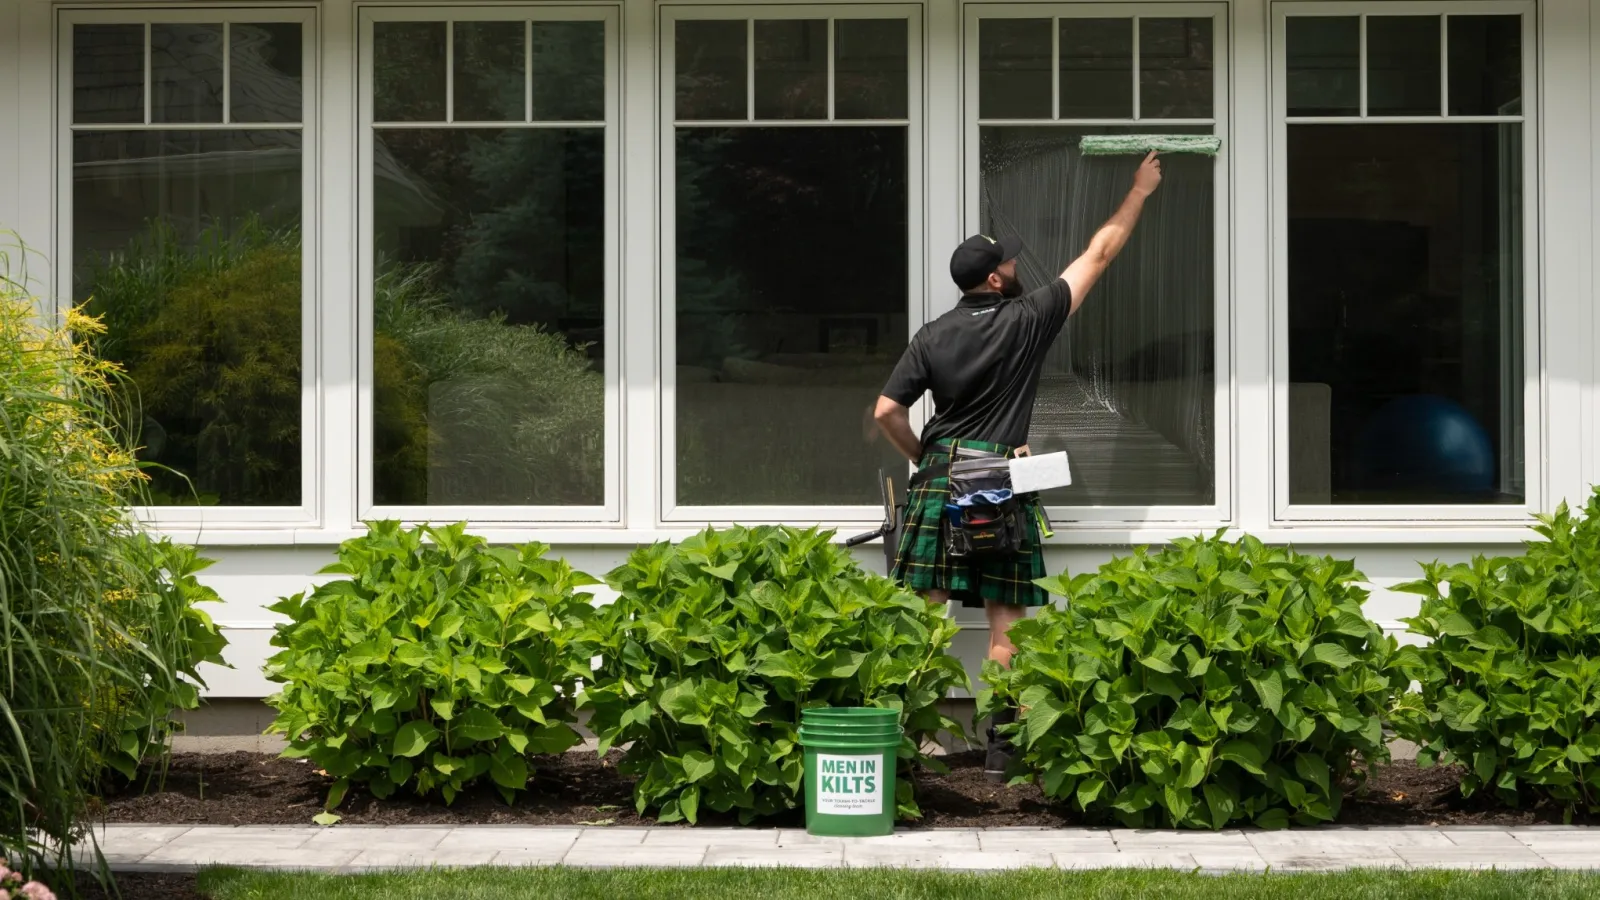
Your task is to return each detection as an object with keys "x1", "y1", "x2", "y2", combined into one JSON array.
[{"x1": 890, "y1": 438, "x2": 1049, "y2": 608}]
